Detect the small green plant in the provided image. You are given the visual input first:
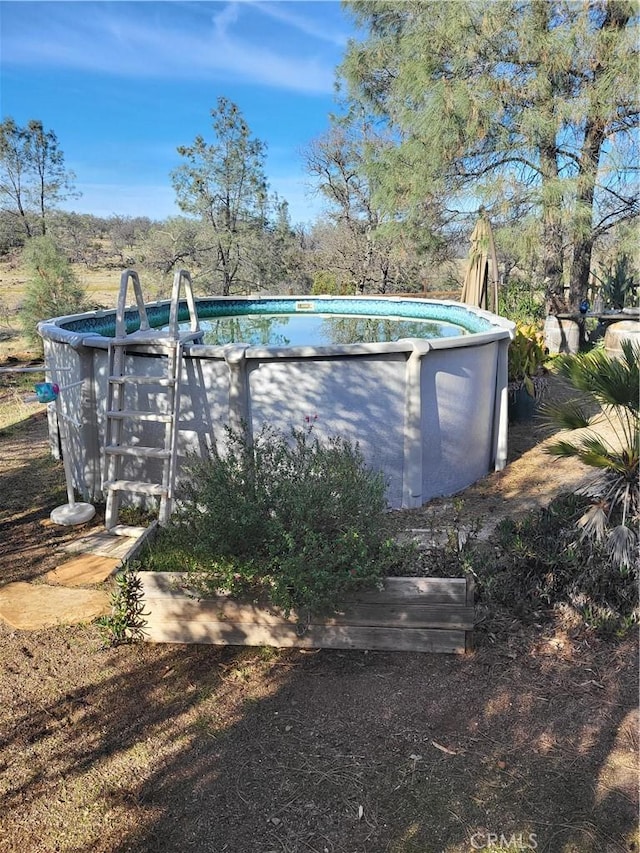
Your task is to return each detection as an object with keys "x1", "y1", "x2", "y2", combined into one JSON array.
[
  {"x1": 508, "y1": 322, "x2": 548, "y2": 398},
  {"x1": 98, "y1": 565, "x2": 149, "y2": 646},
  {"x1": 142, "y1": 423, "x2": 396, "y2": 616},
  {"x1": 542, "y1": 340, "x2": 639, "y2": 570}
]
